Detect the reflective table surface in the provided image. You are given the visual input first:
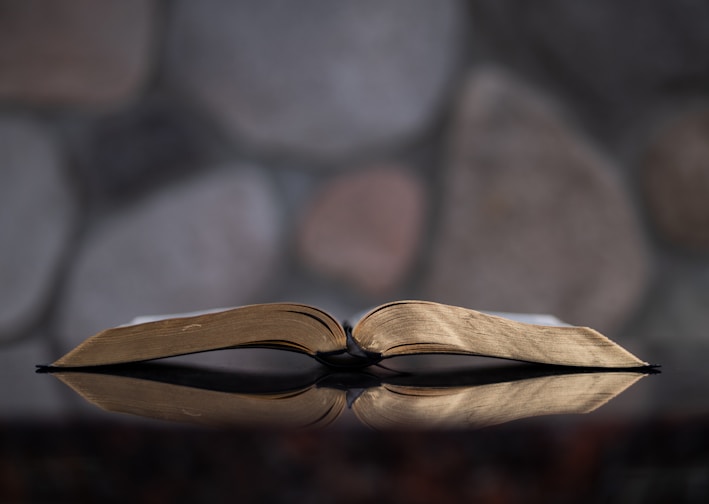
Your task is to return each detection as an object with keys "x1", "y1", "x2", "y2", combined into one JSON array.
[{"x1": 2, "y1": 342, "x2": 708, "y2": 503}]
